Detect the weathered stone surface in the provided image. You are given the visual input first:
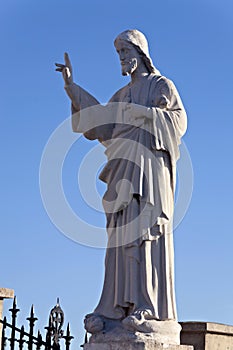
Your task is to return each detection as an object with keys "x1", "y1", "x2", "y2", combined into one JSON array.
[
  {"x1": 0, "y1": 288, "x2": 14, "y2": 299},
  {"x1": 180, "y1": 321, "x2": 233, "y2": 350},
  {"x1": 84, "y1": 342, "x2": 193, "y2": 350},
  {"x1": 88, "y1": 319, "x2": 181, "y2": 346},
  {"x1": 181, "y1": 321, "x2": 233, "y2": 334}
]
